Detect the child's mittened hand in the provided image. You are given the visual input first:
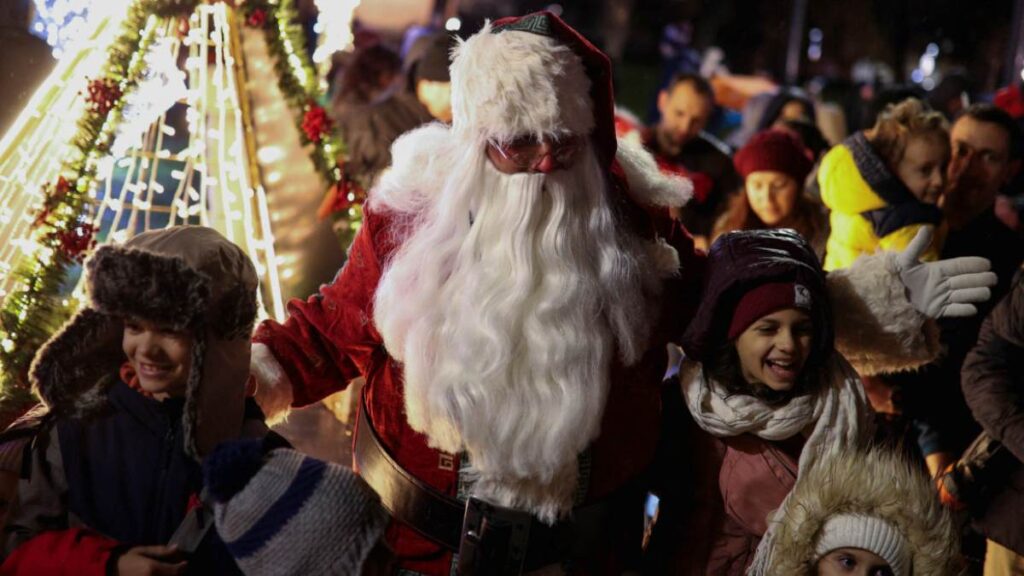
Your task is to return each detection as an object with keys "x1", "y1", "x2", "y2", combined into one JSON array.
[{"x1": 897, "y1": 226, "x2": 998, "y2": 318}]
